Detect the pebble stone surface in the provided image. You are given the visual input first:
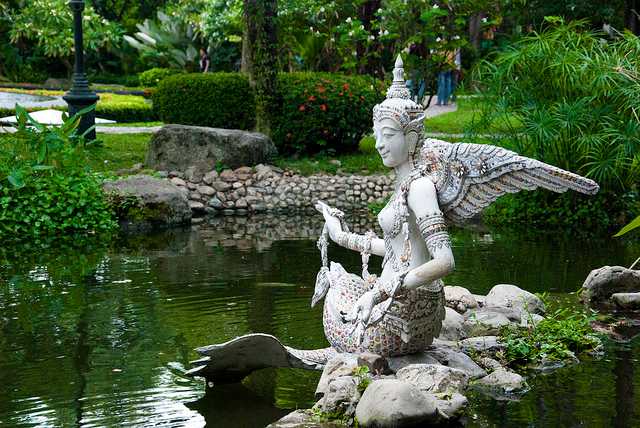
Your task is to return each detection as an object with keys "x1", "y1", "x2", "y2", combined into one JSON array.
[{"x1": 163, "y1": 164, "x2": 394, "y2": 216}]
